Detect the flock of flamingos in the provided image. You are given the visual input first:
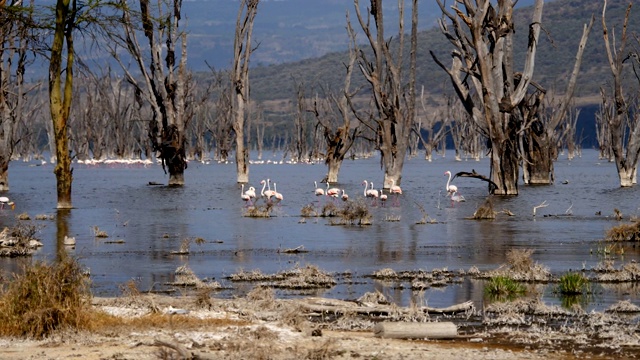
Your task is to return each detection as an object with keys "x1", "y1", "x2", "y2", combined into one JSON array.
[{"x1": 239, "y1": 171, "x2": 467, "y2": 208}]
